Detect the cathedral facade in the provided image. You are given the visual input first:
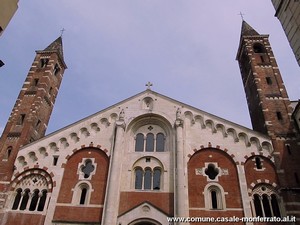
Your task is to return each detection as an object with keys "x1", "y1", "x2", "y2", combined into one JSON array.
[{"x1": 0, "y1": 21, "x2": 299, "y2": 225}]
